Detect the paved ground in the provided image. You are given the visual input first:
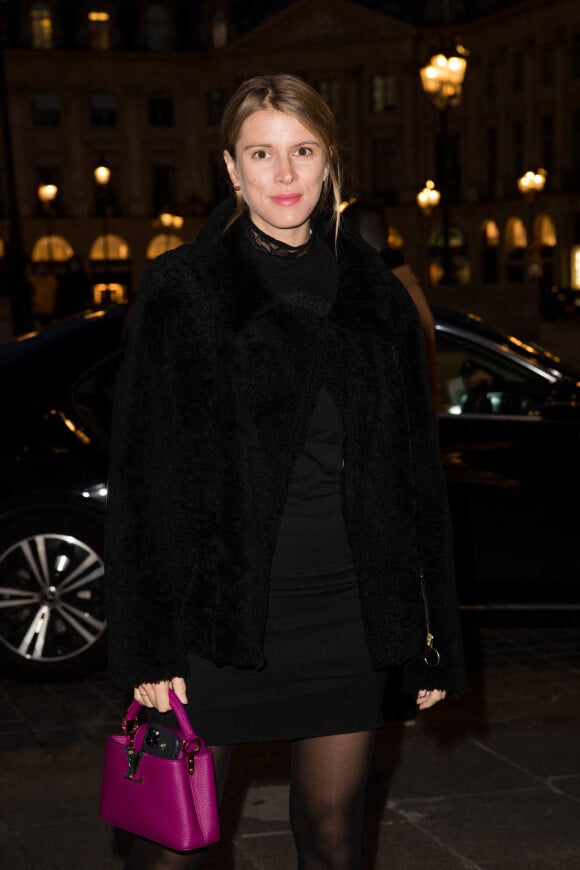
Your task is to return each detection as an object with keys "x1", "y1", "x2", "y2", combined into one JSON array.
[{"x1": 1, "y1": 617, "x2": 580, "y2": 869}]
